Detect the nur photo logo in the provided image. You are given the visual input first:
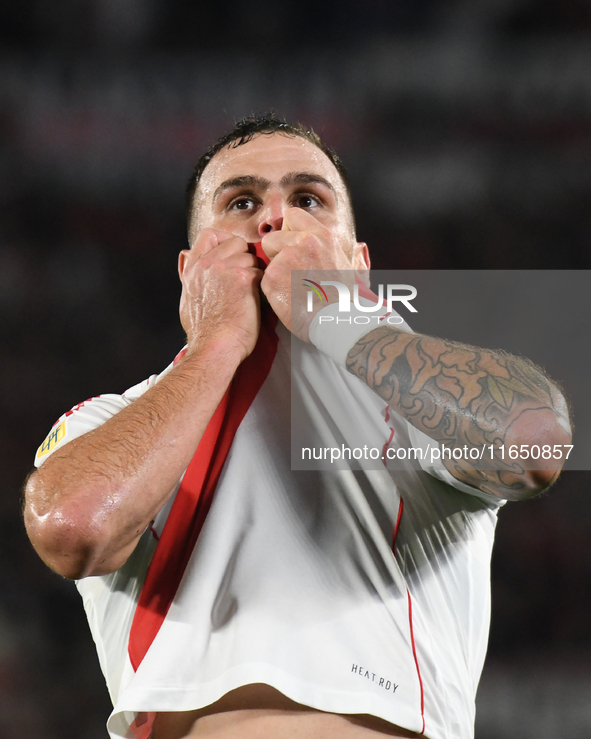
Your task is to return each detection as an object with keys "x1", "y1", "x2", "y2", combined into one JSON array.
[{"x1": 303, "y1": 280, "x2": 418, "y2": 314}]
